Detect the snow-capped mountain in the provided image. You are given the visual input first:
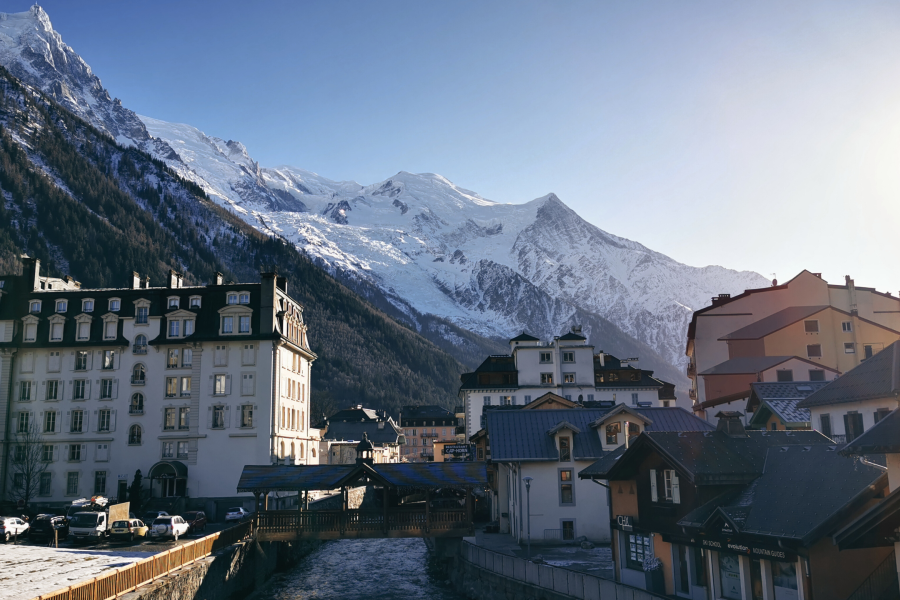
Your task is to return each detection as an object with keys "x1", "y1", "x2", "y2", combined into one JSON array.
[{"x1": 0, "y1": 6, "x2": 769, "y2": 379}]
